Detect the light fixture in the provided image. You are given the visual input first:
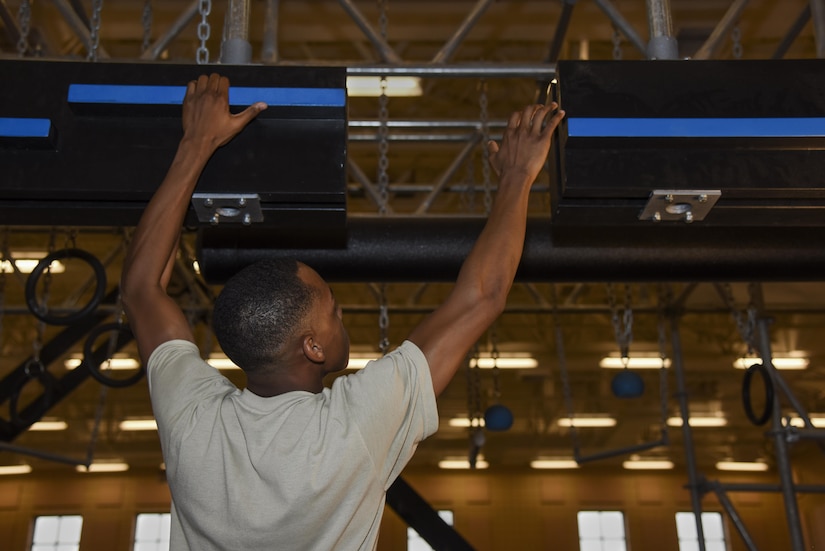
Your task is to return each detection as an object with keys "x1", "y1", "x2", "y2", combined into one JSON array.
[
  {"x1": 64, "y1": 355, "x2": 140, "y2": 371},
  {"x1": 119, "y1": 418, "x2": 158, "y2": 431},
  {"x1": 622, "y1": 457, "x2": 674, "y2": 470},
  {"x1": 76, "y1": 461, "x2": 130, "y2": 473},
  {"x1": 438, "y1": 457, "x2": 489, "y2": 470},
  {"x1": 557, "y1": 416, "x2": 617, "y2": 428},
  {"x1": 715, "y1": 460, "x2": 769, "y2": 472},
  {"x1": 469, "y1": 354, "x2": 538, "y2": 369},
  {"x1": 0, "y1": 464, "x2": 32, "y2": 475},
  {"x1": 0, "y1": 251, "x2": 65, "y2": 274},
  {"x1": 29, "y1": 419, "x2": 68, "y2": 431},
  {"x1": 206, "y1": 354, "x2": 241, "y2": 370},
  {"x1": 599, "y1": 355, "x2": 670, "y2": 369},
  {"x1": 530, "y1": 458, "x2": 579, "y2": 469},
  {"x1": 733, "y1": 356, "x2": 809, "y2": 370},
  {"x1": 448, "y1": 416, "x2": 485, "y2": 428},
  {"x1": 666, "y1": 415, "x2": 728, "y2": 427},
  {"x1": 346, "y1": 76, "x2": 422, "y2": 97},
  {"x1": 787, "y1": 415, "x2": 825, "y2": 428}
]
